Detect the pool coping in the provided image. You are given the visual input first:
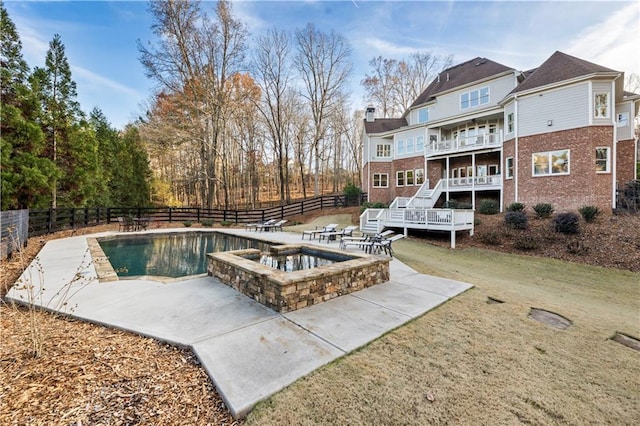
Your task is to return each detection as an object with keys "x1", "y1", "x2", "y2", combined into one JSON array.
[{"x1": 5, "y1": 227, "x2": 474, "y2": 419}]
